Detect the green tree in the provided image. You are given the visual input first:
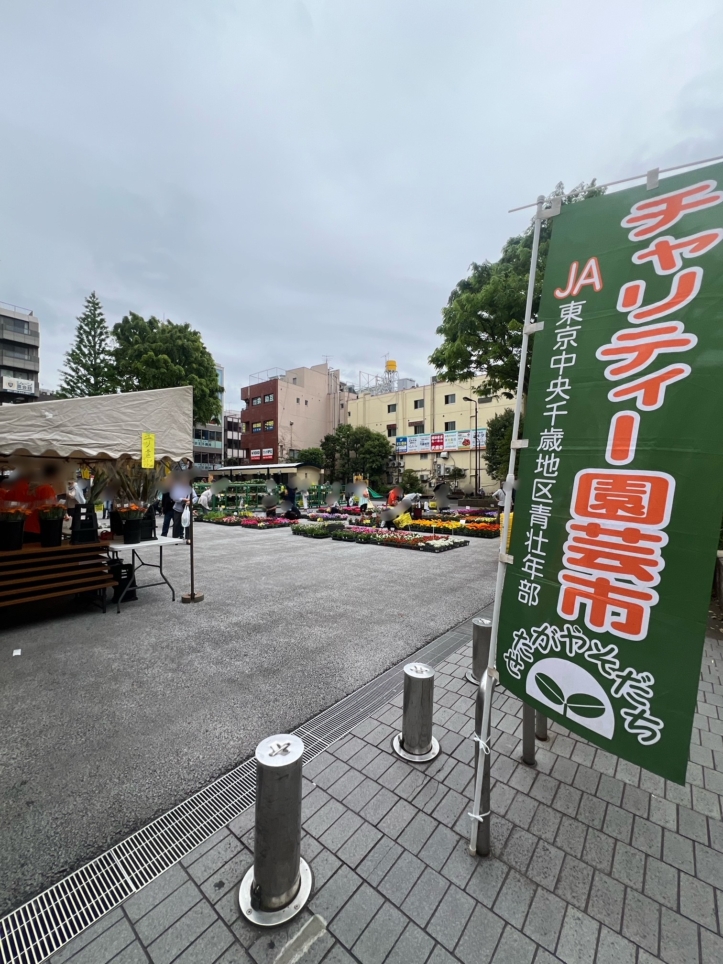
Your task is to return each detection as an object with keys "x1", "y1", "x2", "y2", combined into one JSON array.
[
  {"x1": 112, "y1": 313, "x2": 222, "y2": 424},
  {"x1": 57, "y1": 292, "x2": 116, "y2": 397},
  {"x1": 429, "y1": 181, "x2": 605, "y2": 398},
  {"x1": 320, "y1": 425, "x2": 393, "y2": 487},
  {"x1": 297, "y1": 447, "x2": 324, "y2": 467},
  {"x1": 400, "y1": 469, "x2": 421, "y2": 492},
  {"x1": 484, "y1": 409, "x2": 515, "y2": 483}
]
